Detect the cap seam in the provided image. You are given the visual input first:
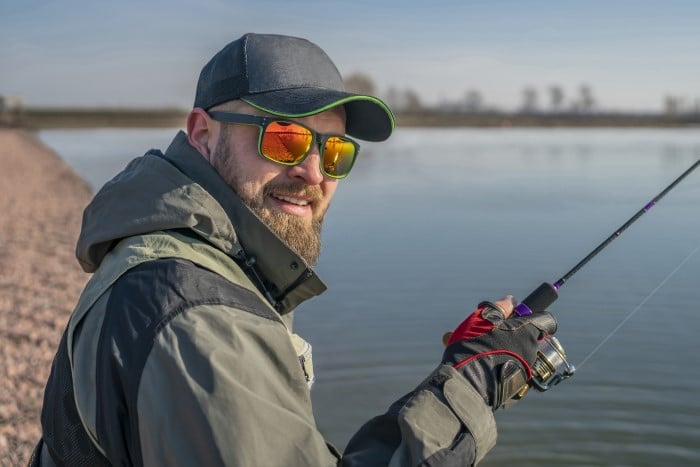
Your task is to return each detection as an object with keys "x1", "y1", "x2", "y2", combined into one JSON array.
[
  {"x1": 242, "y1": 34, "x2": 250, "y2": 82},
  {"x1": 248, "y1": 84, "x2": 345, "y2": 94}
]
